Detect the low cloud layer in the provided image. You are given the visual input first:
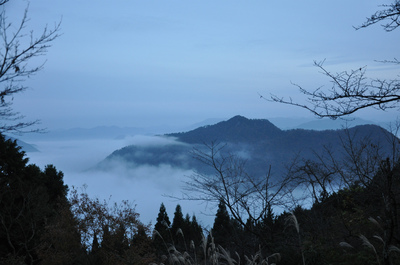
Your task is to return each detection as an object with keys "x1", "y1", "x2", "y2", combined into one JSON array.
[{"x1": 25, "y1": 136, "x2": 216, "y2": 228}]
